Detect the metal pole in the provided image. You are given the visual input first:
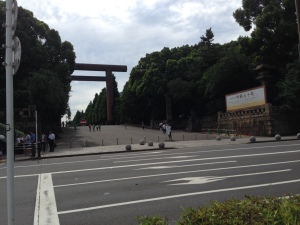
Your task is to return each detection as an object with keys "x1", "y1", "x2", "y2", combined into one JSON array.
[
  {"x1": 296, "y1": 0, "x2": 300, "y2": 62},
  {"x1": 5, "y1": 0, "x2": 15, "y2": 224},
  {"x1": 35, "y1": 111, "x2": 39, "y2": 157}
]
